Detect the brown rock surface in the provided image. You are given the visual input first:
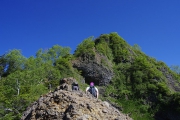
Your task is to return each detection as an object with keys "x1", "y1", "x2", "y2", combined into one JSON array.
[{"x1": 21, "y1": 78, "x2": 132, "y2": 120}]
